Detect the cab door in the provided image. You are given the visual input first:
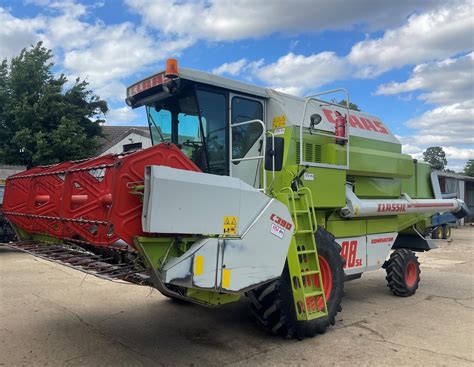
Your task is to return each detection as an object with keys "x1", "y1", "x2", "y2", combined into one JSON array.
[{"x1": 229, "y1": 94, "x2": 265, "y2": 188}]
